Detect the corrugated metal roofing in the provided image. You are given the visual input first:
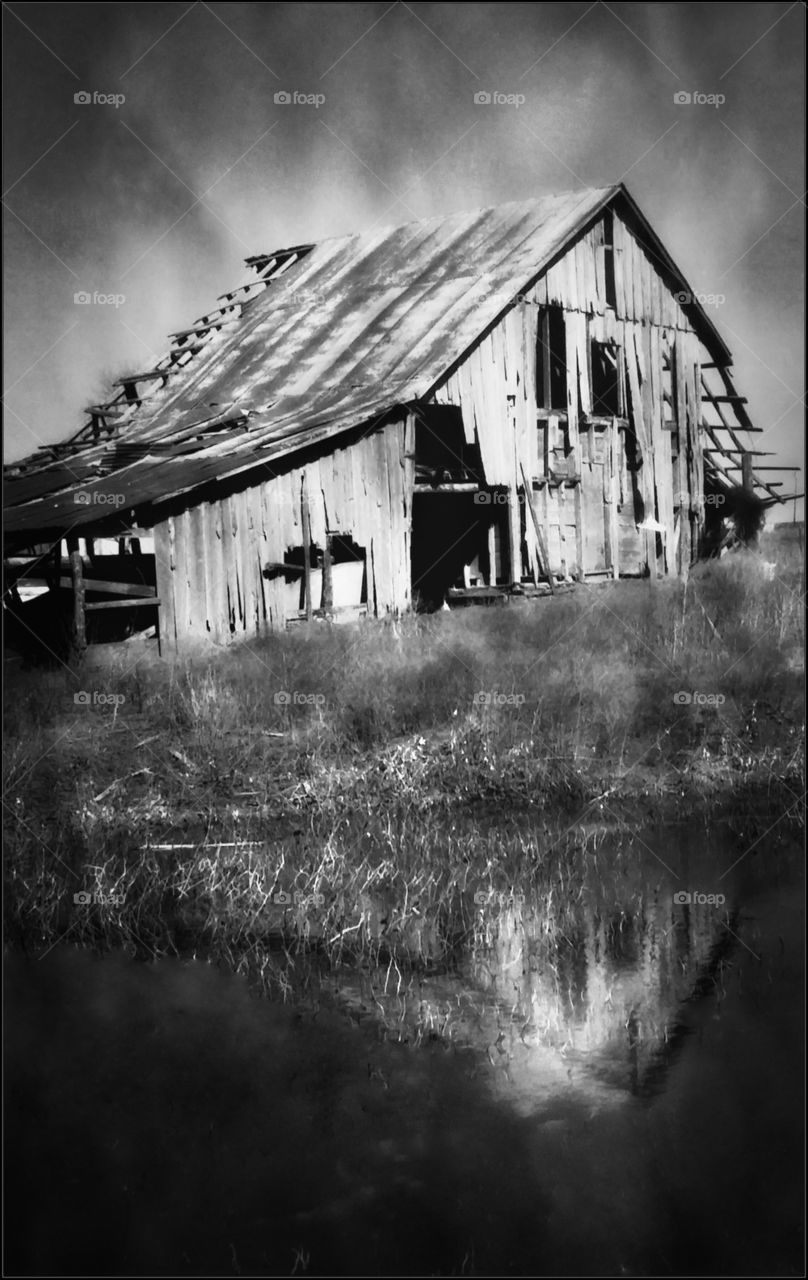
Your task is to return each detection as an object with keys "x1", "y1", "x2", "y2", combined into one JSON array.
[{"x1": 3, "y1": 184, "x2": 770, "y2": 536}]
